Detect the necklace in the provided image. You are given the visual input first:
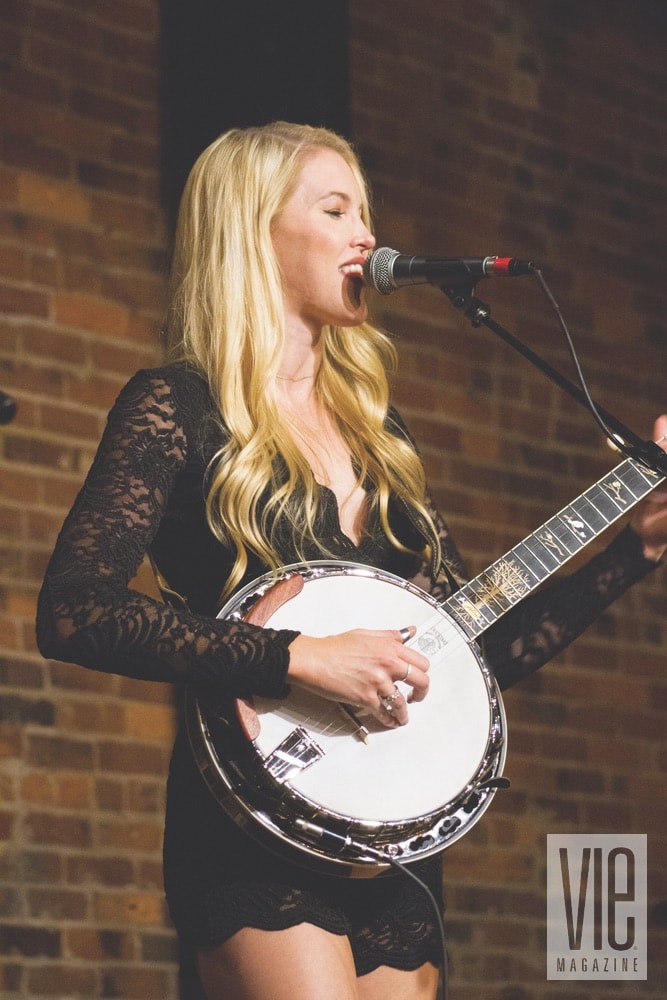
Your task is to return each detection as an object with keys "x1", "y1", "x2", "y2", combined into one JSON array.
[{"x1": 276, "y1": 373, "x2": 316, "y2": 383}]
